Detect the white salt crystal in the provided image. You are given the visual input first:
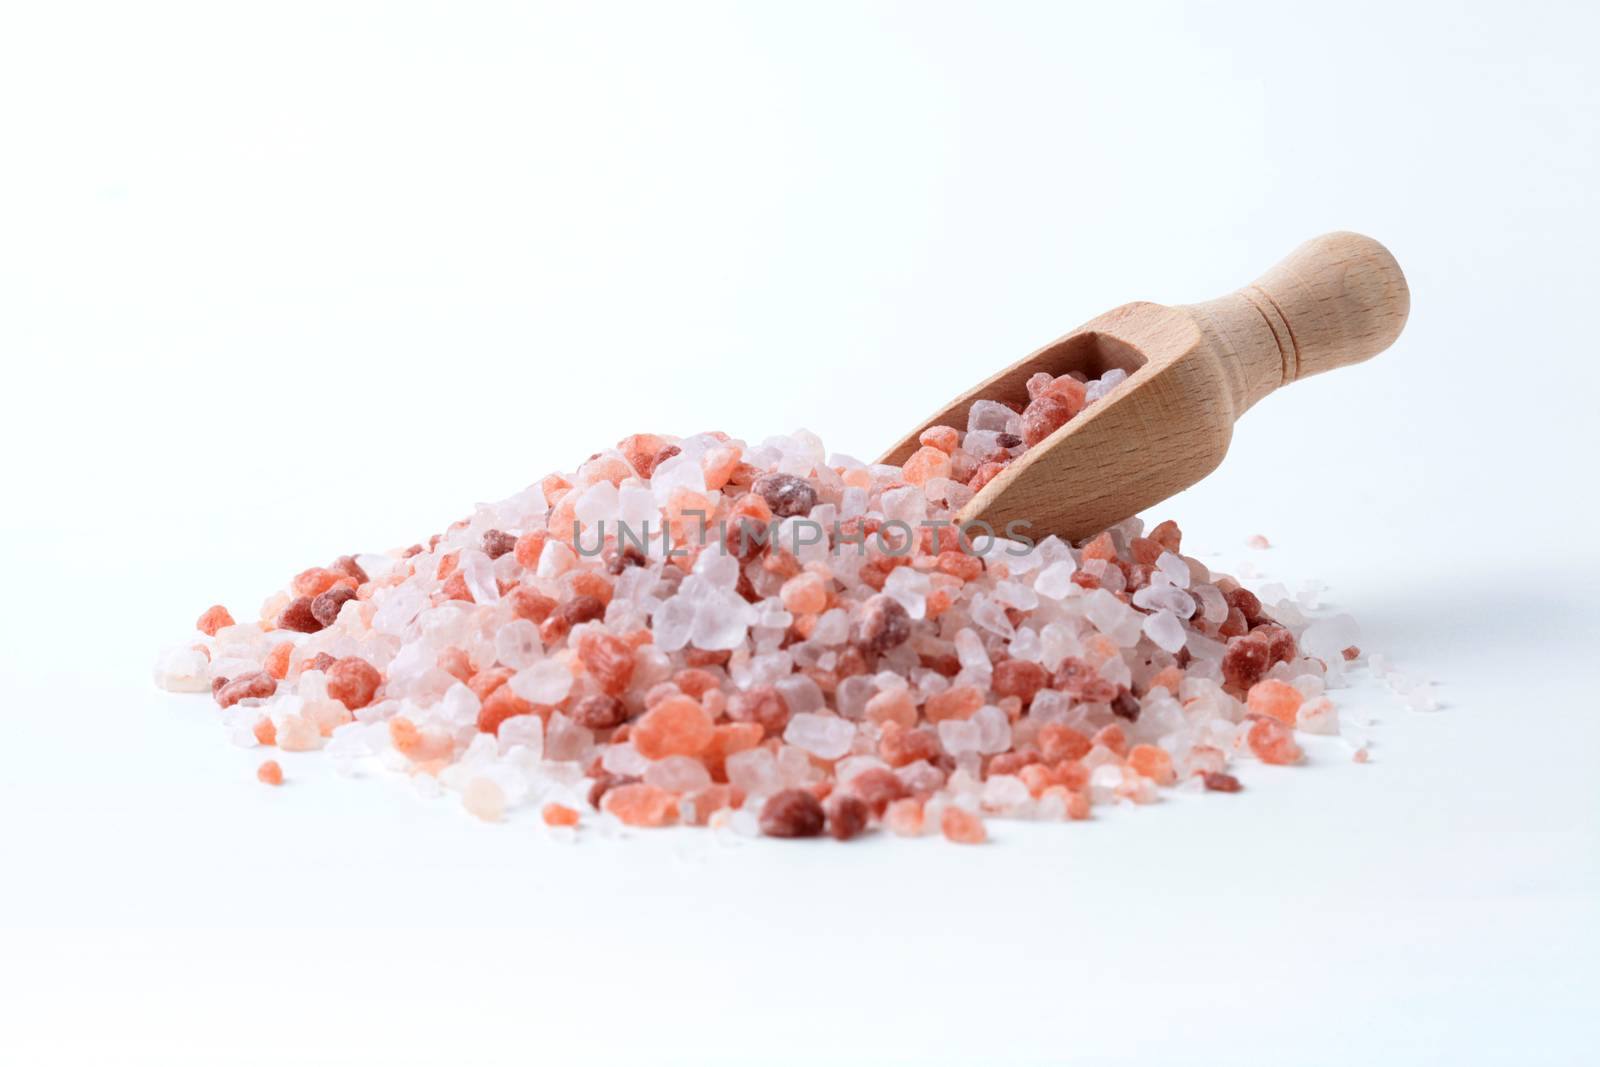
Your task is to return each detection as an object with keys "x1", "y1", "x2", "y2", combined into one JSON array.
[
  {"x1": 966, "y1": 399, "x2": 1014, "y2": 433},
  {"x1": 644, "y1": 755, "x2": 713, "y2": 793},
  {"x1": 969, "y1": 593, "x2": 1015, "y2": 637},
  {"x1": 973, "y1": 704, "x2": 1012, "y2": 754},
  {"x1": 544, "y1": 713, "x2": 594, "y2": 762},
  {"x1": 601, "y1": 740, "x2": 650, "y2": 777},
  {"x1": 993, "y1": 579, "x2": 1039, "y2": 611},
  {"x1": 725, "y1": 748, "x2": 782, "y2": 796},
  {"x1": 954, "y1": 628, "x2": 991, "y2": 672},
  {"x1": 1194, "y1": 583, "x2": 1229, "y2": 624},
  {"x1": 1301, "y1": 614, "x2": 1359, "y2": 665},
  {"x1": 1131, "y1": 582, "x2": 1196, "y2": 619},
  {"x1": 1034, "y1": 560, "x2": 1076, "y2": 600},
  {"x1": 981, "y1": 774, "x2": 1032, "y2": 814},
  {"x1": 153, "y1": 646, "x2": 211, "y2": 692},
  {"x1": 690, "y1": 589, "x2": 756, "y2": 650},
  {"x1": 775, "y1": 673, "x2": 824, "y2": 716},
  {"x1": 497, "y1": 713, "x2": 544, "y2": 757},
  {"x1": 811, "y1": 608, "x2": 850, "y2": 645},
  {"x1": 783, "y1": 712, "x2": 856, "y2": 760},
  {"x1": 883, "y1": 566, "x2": 931, "y2": 619},
  {"x1": 1155, "y1": 551, "x2": 1191, "y2": 588},
  {"x1": 938, "y1": 718, "x2": 983, "y2": 755},
  {"x1": 510, "y1": 658, "x2": 573, "y2": 705},
  {"x1": 458, "y1": 549, "x2": 500, "y2": 604},
  {"x1": 494, "y1": 619, "x2": 542, "y2": 670},
  {"x1": 651, "y1": 596, "x2": 695, "y2": 652},
  {"x1": 1143, "y1": 609, "x2": 1188, "y2": 653}
]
